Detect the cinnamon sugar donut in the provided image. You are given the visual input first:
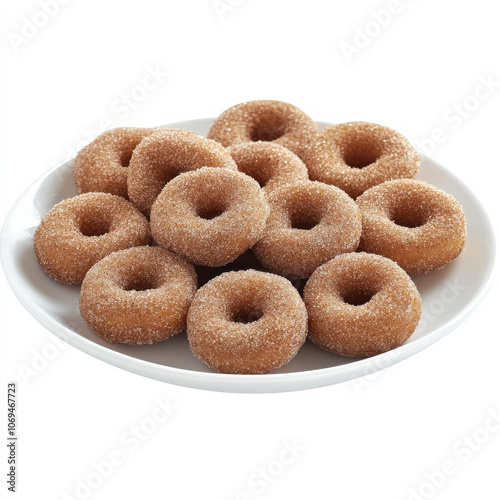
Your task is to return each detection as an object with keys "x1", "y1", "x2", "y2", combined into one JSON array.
[
  {"x1": 303, "y1": 252, "x2": 422, "y2": 358},
  {"x1": 74, "y1": 127, "x2": 155, "y2": 199},
  {"x1": 127, "y1": 128, "x2": 237, "y2": 215},
  {"x1": 80, "y1": 246, "x2": 197, "y2": 344},
  {"x1": 253, "y1": 181, "x2": 362, "y2": 279},
  {"x1": 227, "y1": 142, "x2": 309, "y2": 195},
  {"x1": 187, "y1": 270, "x2": 308, "y2": 374},
  {"x1": 207, "y1": 100, "x2": 318, "y2": 160},
  {"x1": 150, "y1": 167, "x2": 269, "y2": 267},
  {"x1": 356, "y1": 179, "x2": 467, "y2": 274},
  {"x1": 304, "y1": 122, "x2": 419, "y2": 198},
  {"x1": 34, "y1": 192, "x2": 151, "y2": 284}
]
